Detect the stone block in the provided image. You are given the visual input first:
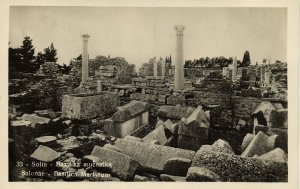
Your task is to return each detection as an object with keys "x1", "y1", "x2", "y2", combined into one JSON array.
[
  {"x1": 34, "y1": 109, "x2": 57, "y2": 119},
  {"x1": 103, "y1": 144, "x2": 123, "y2": 153},
  {"x1": 10, "y1": 120, "x2": 33, "y2": 136},
  {"x1": 163, "y1": 158, "x2": 191, "y2": 176},
  {"x1": 254, "y1": 124, "x2": 269, "y2": 134},
  {"x1": 167, "y1": 95, "x2": 186, "y2": 106},
  {"x1": 156, "y1": 119, "x2": 164, "y2": 128},
  {"x1": 267, "y1": 128, "x2": 288, "y2": 152},
  {"x1": 164, "y1": 119, "x2": 173, "y2": 129},
  {"x1": 241, "y1": 133, "x2": 254, "y2": 153},
  {"x1": 177, "y1": 107, "x2": 210, "y2": 151},
  {"x1": 186, "y1": 167, "x2": 220, "y2": 182},
  {"x1": 114, "y1": 138, "x2": 195, "y2": 173},
  {"x1": 191, "y1": 149, "x2": 288, "y2": 182},
  {"x1": 160, "y1": 174, "x2": 186, "y2": 182},
  {"x1": 241, "y1": 131, "x2": 270, "y2": 157},
  {"x1": 199, "y1": 139, "x2": 234, "y2": 154},
  {"x1": 105, "y1": 111, "x2": 149, "y2": 138},
  {"x1": 150, "y1": 140, "x2": 160, "y2": 145},
  {"x1": 269, "y1": 109, "x2": 288, "y2": 128},
  {"x1": 35, "y1": 136, "x2": 57, "y2": 147},
  {"x1": 258, "y1": 148, "x2": 287, "y2": 162},
  {"x1": 112, "y1": 100, "x2": 147, "y2": 123},
  {"x1": 165, "y1": 123, "x2": 179, "y2": 135},
  {"x1": 10, "y1": 120, "x2": 31, "y2": 127},
  {"x1": 177, "y1": 135, "x2": 207, "y2": 151},
  {"x1": 21, "y1": 114, "x2": 51, "y2": 128},
  {"x1": 124, "y1": 136, "x2": 143, "y2": 142},
  {"x1": 178, "y1": 107, "x2": 209, "y2": 138},
  {"x1": 267, "y1": 135, "x2": 278, "y2": 151},
  {"x1": 57, "y1": 136, "x2": 81, "y2": 153},
  {"x1": 30, "y1": 145, "x2": 61, "y2": 162},
  {"x1": 238, "y1": 119, "x2": 246, "y2": 126},
  {"x1": 62, "y1": 92, "x2": 119, "y2": 119},
  {"x1": 91, "y1": 146, "x2": 140, "y2": 180},
  {"x1": 82, "y1": 155, "x2": 100, "y2": 164},
  {"x1": 134, "y1": 175, "x2": 155, "y2": 181},
  {"x1": 157, "y1": 105, "x2": 195, "y2": 120},
  {"x1": 130, "y1": 93, "x2": 157, "y2": 102},
  {"x1": 111, "y1": 109, "x2": 131, "y2": 123},
  {"x1": 158, "y1": 95, "x2": 167, "y2": 104},
  {"x1": 143, "y1": 125, "x2": 168, "y2": 145}
]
